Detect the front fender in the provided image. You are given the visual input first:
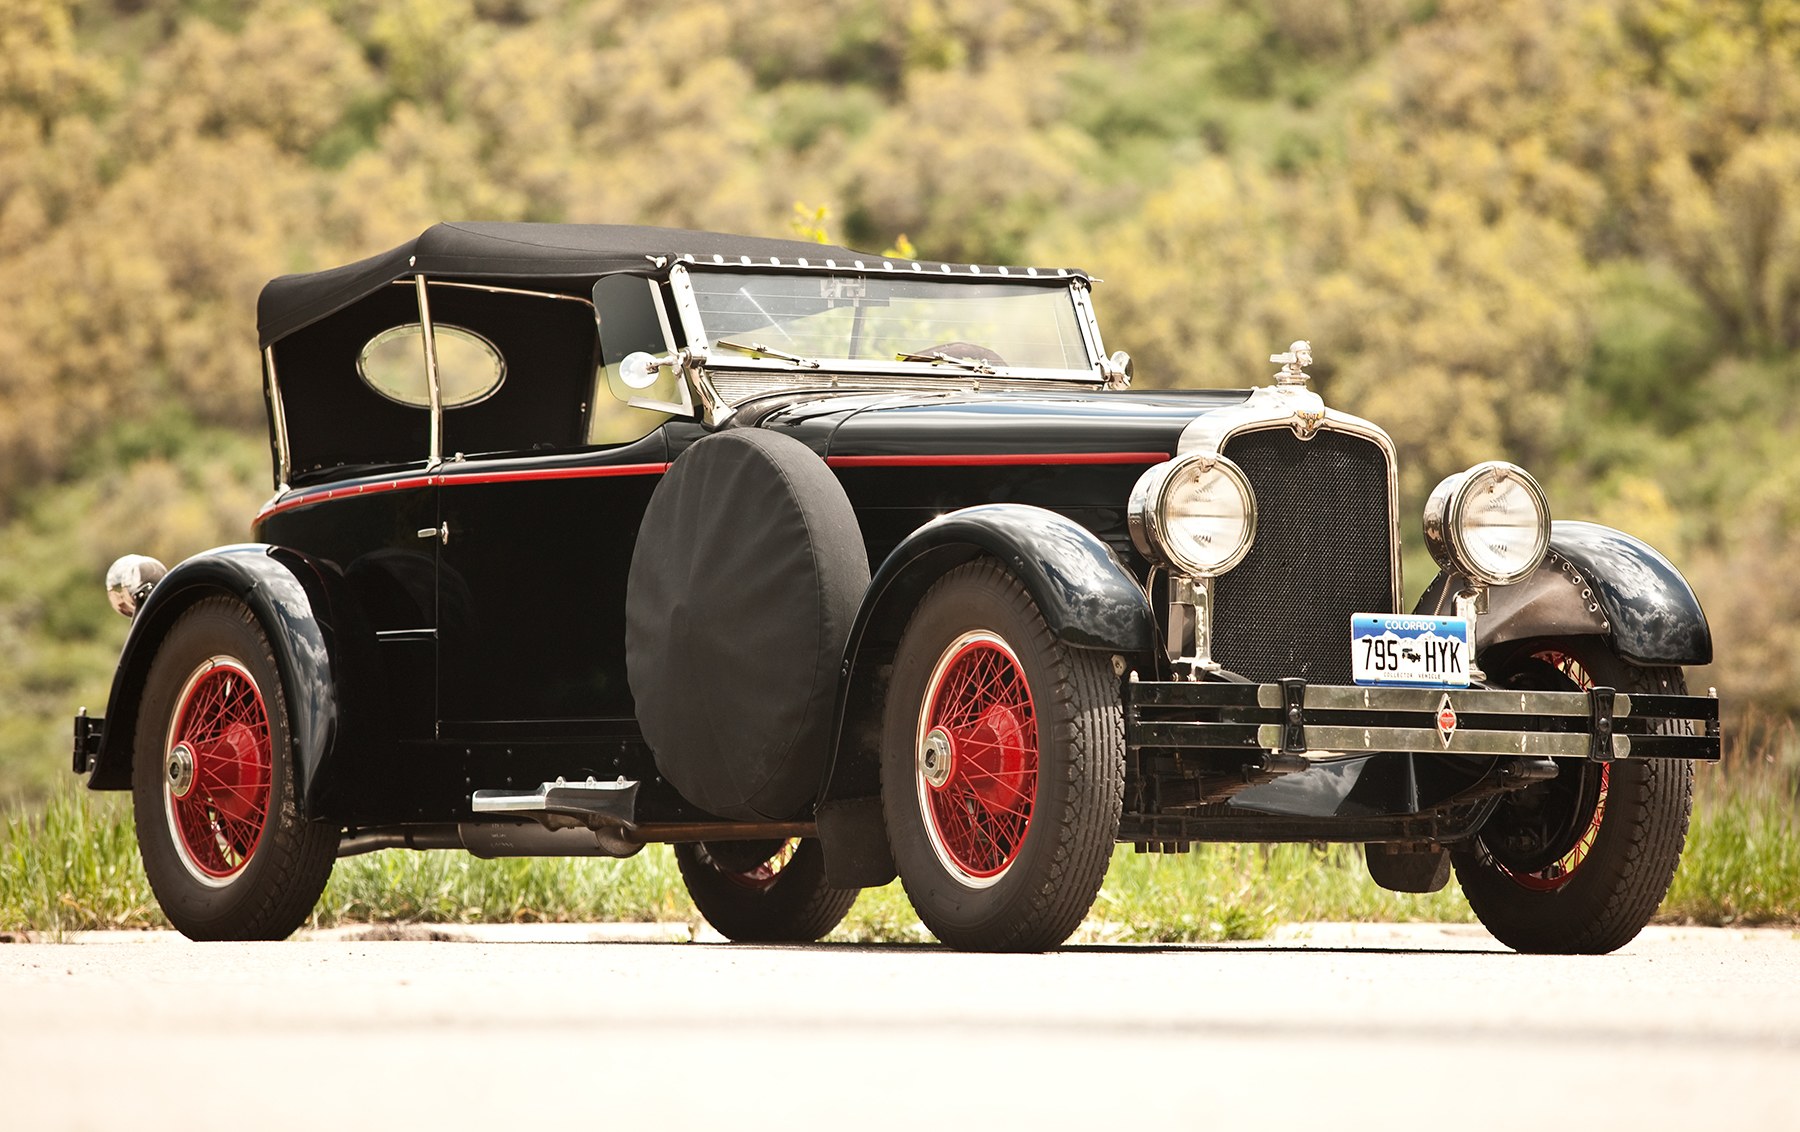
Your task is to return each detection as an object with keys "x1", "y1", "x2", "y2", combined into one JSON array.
[
  {"x1": 1415, "y1": 520, "x2": 1711, "y2": 666},
  {"x1": 856, "y1": 504, "x2": 1153, "y2": 660},
  {"x1": 88, "y1": 544, "x2": 380, "y2": 818}
]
